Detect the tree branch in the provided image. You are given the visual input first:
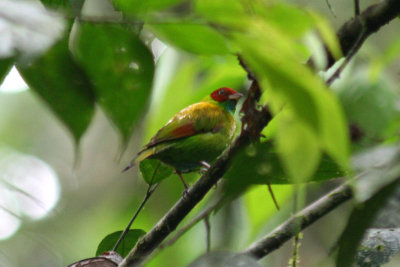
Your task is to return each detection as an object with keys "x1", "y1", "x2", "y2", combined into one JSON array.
[
  {"x1": 242, "y1": 182, "x2": 353, "y2": 259},
  {"x1": 308, "y1": 0, "x2": 400, "y2": 70}
]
